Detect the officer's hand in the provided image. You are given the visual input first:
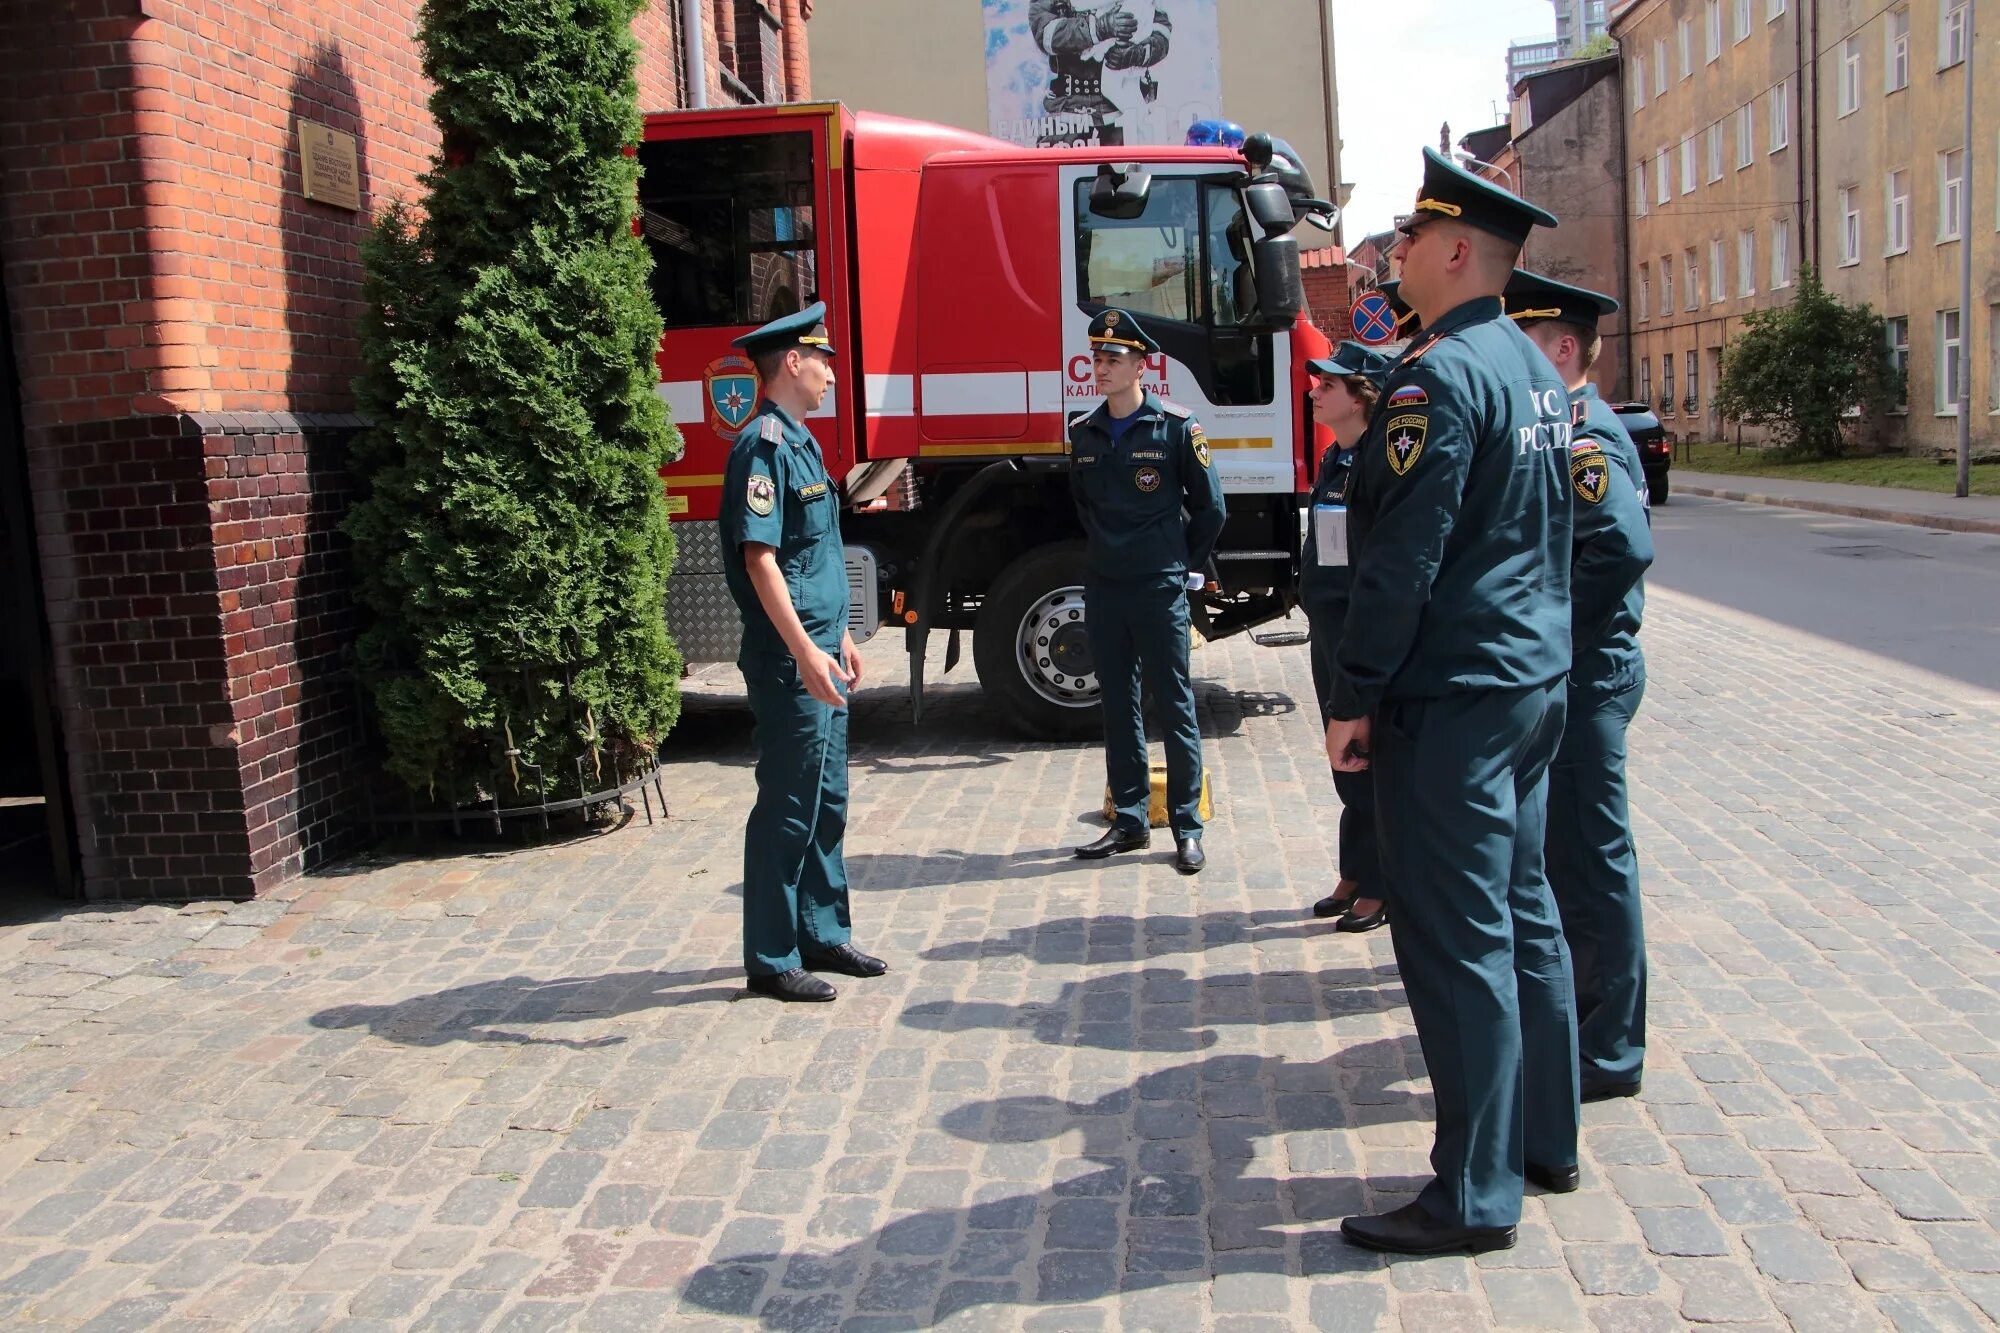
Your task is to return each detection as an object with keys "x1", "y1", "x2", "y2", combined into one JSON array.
[
  {"x1": 841, "y1": 631, "x2": 864, "y2": 688},
  {"x1": 801, "y1": 646, "x2": 853, "y2": 708},
  {"x1": 1325, "y1": 716, "x2": 1371, "y2": 772}
]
